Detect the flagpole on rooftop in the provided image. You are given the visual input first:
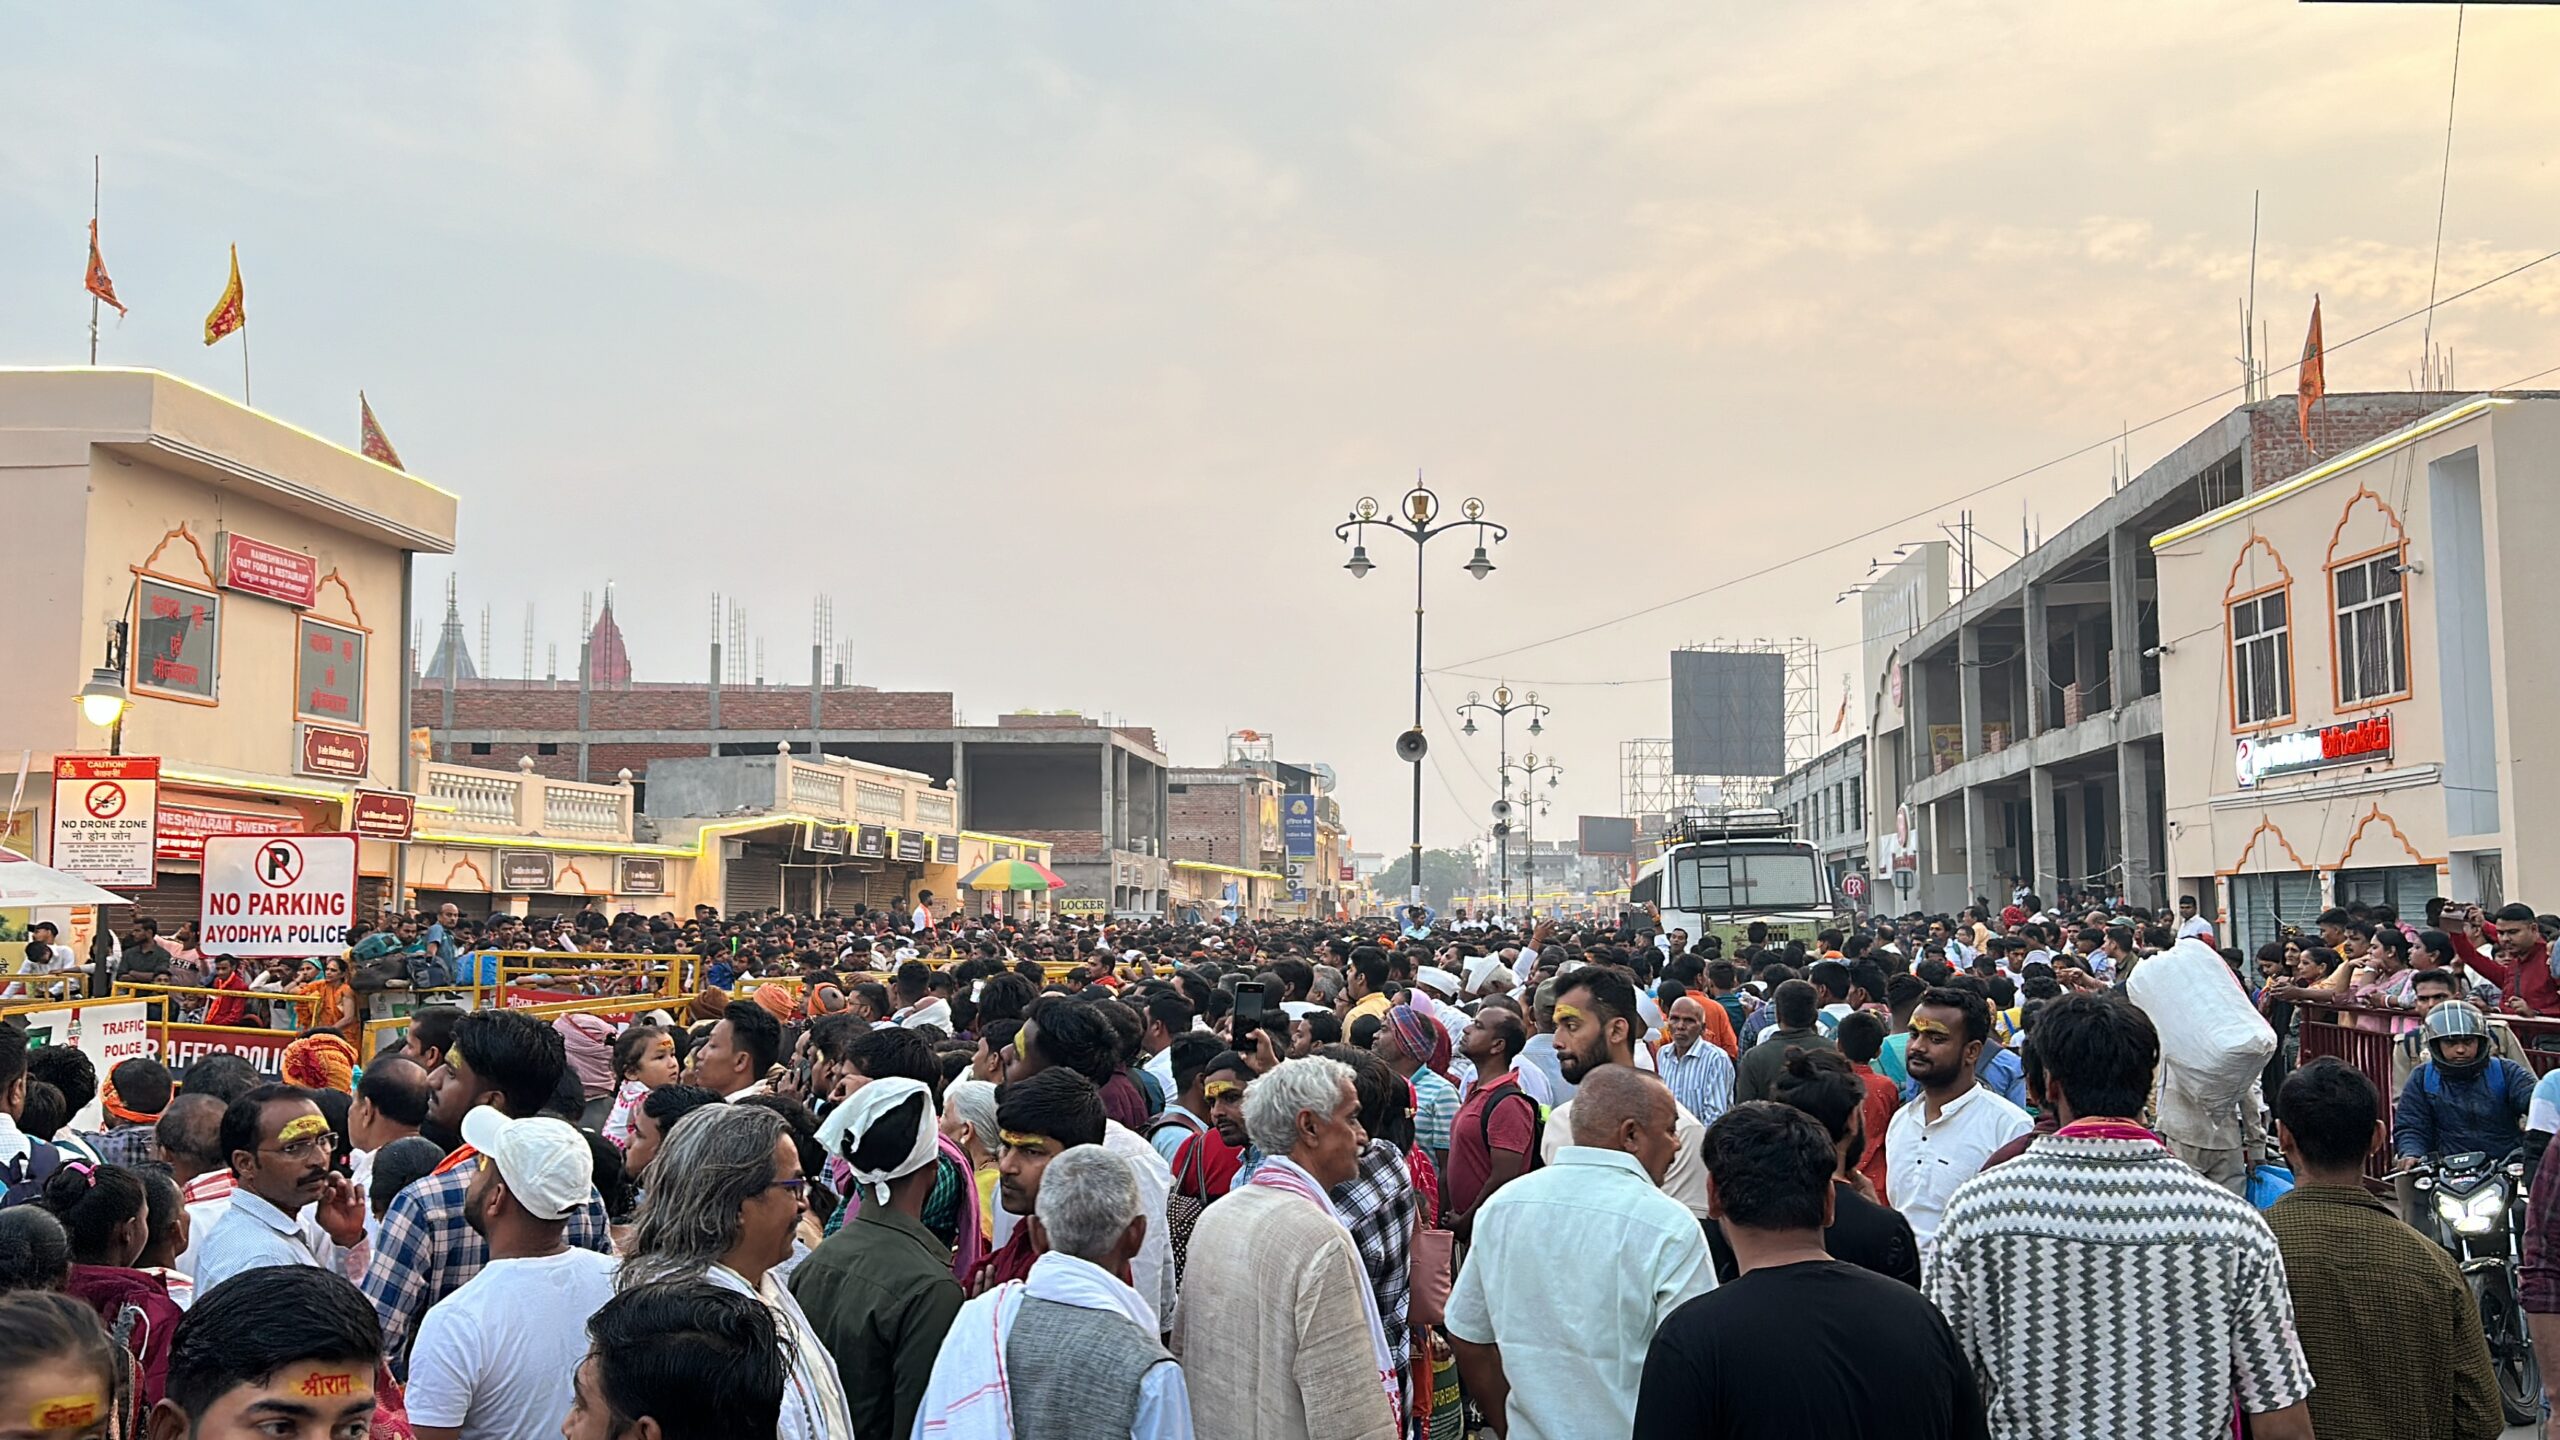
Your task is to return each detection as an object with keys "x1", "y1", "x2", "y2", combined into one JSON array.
[{"x1": 87, "y1": 157, "x2": 100, "y2": 365}]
